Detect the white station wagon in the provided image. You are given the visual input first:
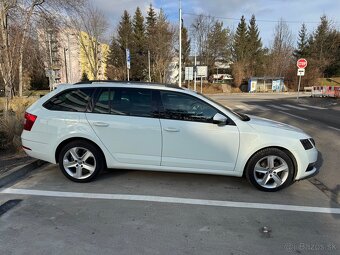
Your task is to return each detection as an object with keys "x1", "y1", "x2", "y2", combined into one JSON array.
[{"x1": 21, "y1": 81, "x2": 318, "y2": 191}]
